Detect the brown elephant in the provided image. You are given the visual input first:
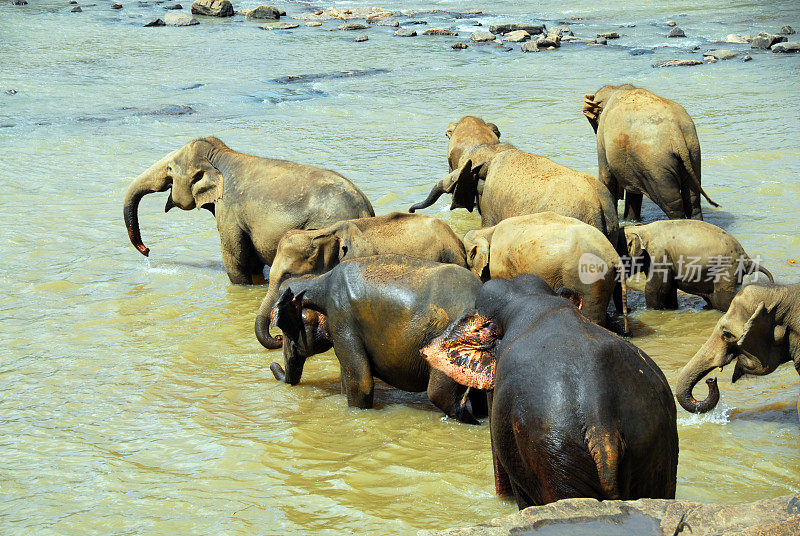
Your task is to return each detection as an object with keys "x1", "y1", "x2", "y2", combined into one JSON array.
[
  {"x1": 676, "y1": 283, "x2": 800, "y2": 416},
  {"x1": 620, "y1": 220, "x2": 773, "y2": 311},
  {"x1": 410, "y1": 116, "x2": 619, "y2": 243},
  {"x1": 123, "y1": 137, "x2": 374, "y2": 284},
  {"x1": 462, "y1": 212, "x2": 627, "y2": 333},
  {"x1": 583, "y1": 84, "x2": 719, "y2": 221},
  {"x1": 445, "y1": 116, "x2": 501, "y2": 172},
  {"x1": 254, "y1": 212, "x2": 467, "y2": 349}
]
